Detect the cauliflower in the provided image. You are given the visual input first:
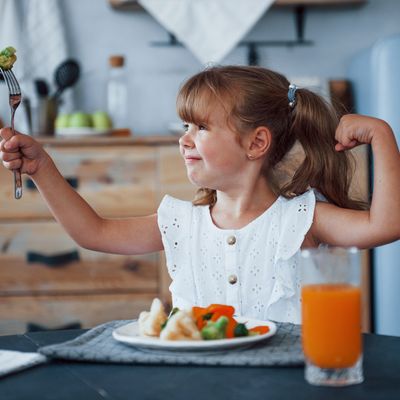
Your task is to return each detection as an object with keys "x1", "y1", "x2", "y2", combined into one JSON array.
[
  {"x1": 0, "y1": 47, "x2": 17, "y2": 70},
  {"x1": 138, "y1": 298, "x2": 167, "y2": 337},
  {"x1": 160, "y1": 310, "x2": 201, "y2": 341}
]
